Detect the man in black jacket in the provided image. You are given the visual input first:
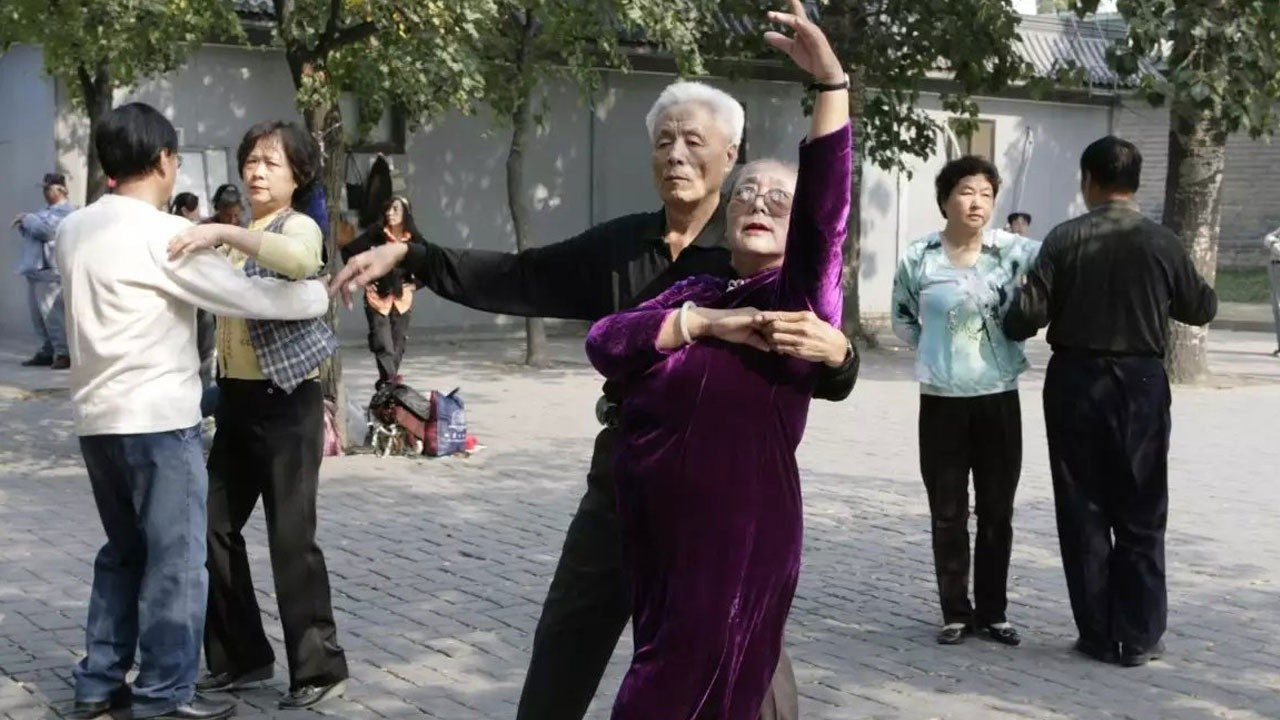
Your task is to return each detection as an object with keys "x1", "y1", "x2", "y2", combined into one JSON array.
[
  {"x1": 1004, "y1": 135, "x2": 1217, "y2": 668},
  {"x1": 332, "y1": 80, "x2": 858, "y2": 719}
]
